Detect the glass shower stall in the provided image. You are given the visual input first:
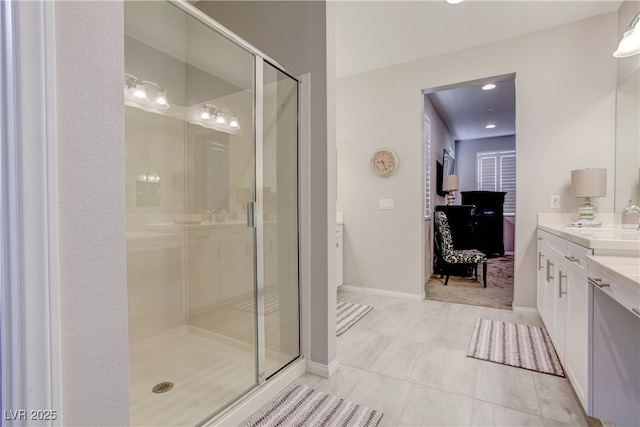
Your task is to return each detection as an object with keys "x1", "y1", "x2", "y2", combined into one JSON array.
[{"x1": 123, "y1": 1, "x2": 300, "y2": 425}]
